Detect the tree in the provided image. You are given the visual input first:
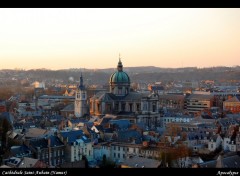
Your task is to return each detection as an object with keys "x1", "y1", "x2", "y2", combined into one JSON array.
[
  {"x1": 100, "y1": 154, "x2": 116, "y2": 168},
  {"x1": 173, "y1": 145, "x2": 192, "y2": 168},
  {"x1": 0, "y1": 118, "x2": 12, "y2": 148},
  {"x1": 166, "y1": 123, "x2": 181, "y2": 137}
]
